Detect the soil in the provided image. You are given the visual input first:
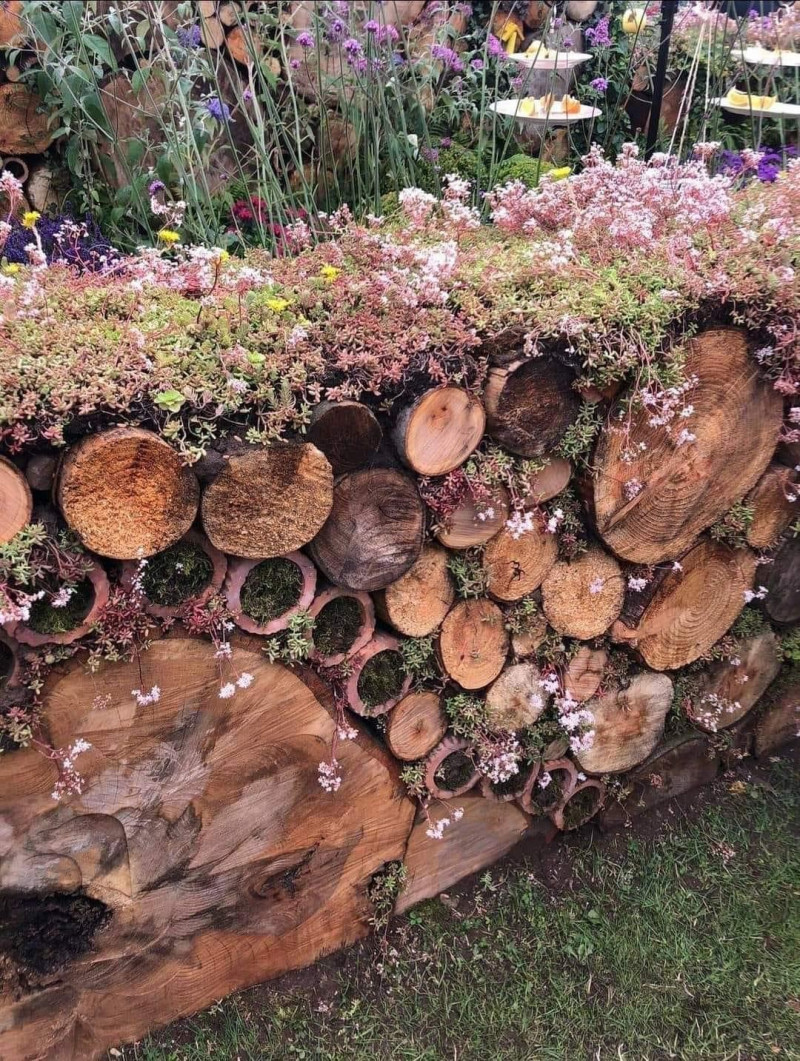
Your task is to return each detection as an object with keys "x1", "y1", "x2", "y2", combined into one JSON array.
[
  {"x1": 435, "y1": 750, "x2": 475, "y2": 791},
  {"x1": 141, "y1": 540, "x2": 213, "y2": 607},
  {"x1": 26, "y1": 578, "x2": 94, "y2": 635},
  {"x1": 240, "y1": 558, "x2": 302, "y2": 624},
  {"x1": 0, "y1": 890, "x2": 111, "y2": 976},
  {"x1": 0, "y1": 640, "x2": 13, "y2": 687},
  {"x1": 314, "y1": 595, "x2": 362, "y2": 657},
  {"x1": 529, "y1": 768, "x2": 566, "y2": 814},
  {"x1": 490, "y1": 769, "x2": 527, "y2": 798},
  {"x1": 357, "y1": 649, "x2": 405, "y2": 709}
]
